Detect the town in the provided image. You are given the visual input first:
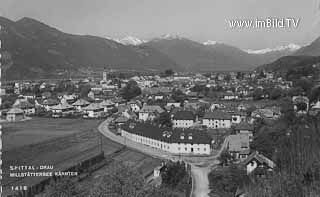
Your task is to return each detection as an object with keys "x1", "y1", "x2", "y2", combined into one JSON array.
[{"x1": 1, "y1": 65, "x2": 320, "y2": 196}]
